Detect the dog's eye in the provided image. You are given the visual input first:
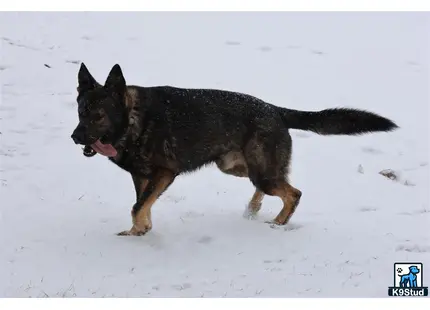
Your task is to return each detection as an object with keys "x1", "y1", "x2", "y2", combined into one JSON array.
[
  {"x1": 78, "y1": 105, "x2": 90, "y2": 118},
  {"x1": 94, "y1": 113, "x2": 104, "y2": 121}
]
